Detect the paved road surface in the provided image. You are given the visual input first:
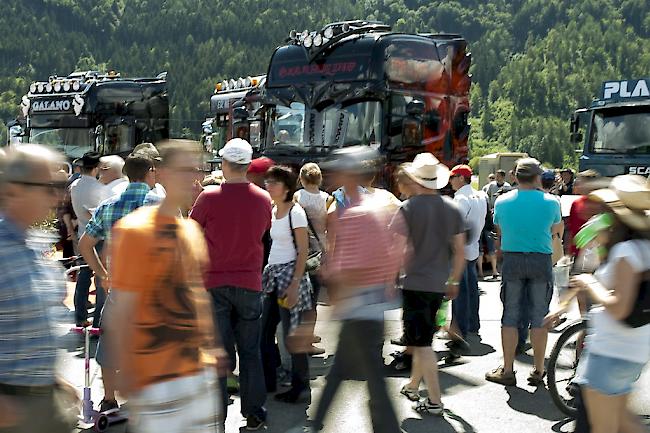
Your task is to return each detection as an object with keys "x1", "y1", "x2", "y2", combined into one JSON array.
[{"x1": 58, "y1": 279, "x2": 649, "y2": 433}]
